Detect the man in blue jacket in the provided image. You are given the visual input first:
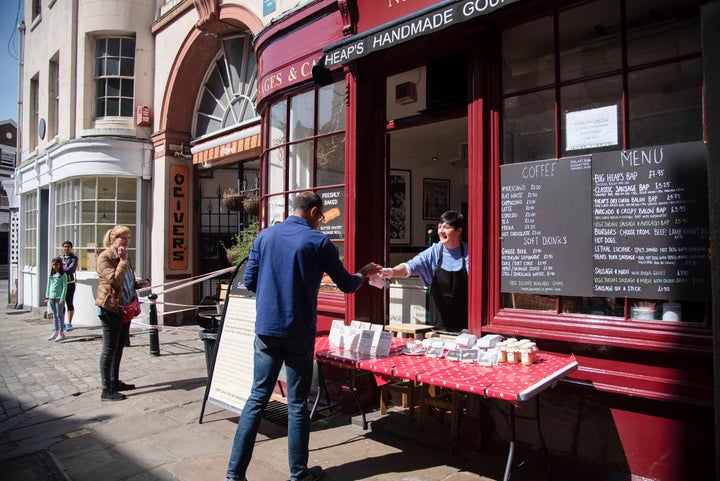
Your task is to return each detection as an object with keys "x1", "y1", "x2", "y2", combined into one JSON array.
[{"x1": 225, "y1": 191, "x2": 381, "y2": 481}]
